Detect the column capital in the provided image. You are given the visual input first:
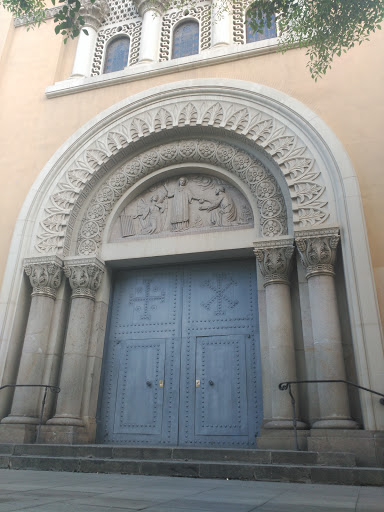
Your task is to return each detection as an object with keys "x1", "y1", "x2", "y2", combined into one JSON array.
[
  {"x1": 79, "y1": 0, "x2": 110, "y2": 31},
  {"x1": 133, "y1": 0, "x2": 165, "y2": 16},
  {"x1": 64, "y1": 257, "x2": 105, "y2": 300},
  {"x1": 254, "y1": 238, "x2": 295, "y2": 287},
  {"x1": 295, "y1": 227, "x2": 340, "y2": 279},
  {"x1": 24, "y1": 256, "x2": 63, "y2": 299}
]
